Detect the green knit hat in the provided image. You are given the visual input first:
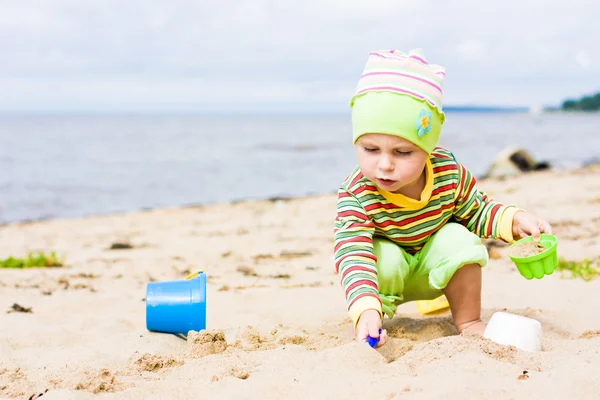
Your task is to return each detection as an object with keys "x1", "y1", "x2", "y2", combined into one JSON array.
[{"x1": 350, "y1": 49, "x2": 447, "y2": 154}]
